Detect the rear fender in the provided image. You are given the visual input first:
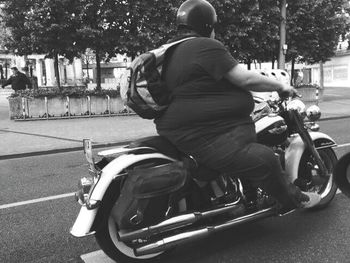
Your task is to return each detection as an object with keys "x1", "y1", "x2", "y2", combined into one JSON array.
[
  {"x1": 285, "y1": 132, "x2": 336, "y2": 183},
  {"x1": 70, "y1": 152, "x2": 175, "y2": 238}
]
